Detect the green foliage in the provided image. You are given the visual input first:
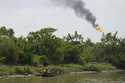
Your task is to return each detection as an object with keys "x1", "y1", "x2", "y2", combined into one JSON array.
[
  {"x1": 39, "y1": 55, "x2": 48, "y2": 64},
  {"x1": 64, "y1": 31, "x2": 83, "y2": 44},
  {"x1": 83, "y1": 63, "x2": 101, "y2": 72},
  {"x1": 0, "y1": 37, "x2": 21, "y2": 64},
  {"x1": 93, "y1": 32, "x2": 125, "y2": 68},
  {"x1": 80, "y1": 47, "x2": 94, "y2": 63},
  {"x1": 0, "y1": 26, "x2": 125, "y2": 70},
  {"x1": 63, "y1": 44, "x2": 82, "y2": 64},
  {"x1": 14, "y1": 67, "x2": 33, "y2": 74},
  {"x1": 0, "y1": 57, "x2": 5, "y2": 64},
  {"x1": 0, "y1": 26, "x2": 14, "y2": 37},
  {"x1": 30, "y1": 55, "x2": 48, "y2": 65},
  {"x1": 83, "y1": 63, "x2": 115, "y2": 72},
  {"x1": 60, "y1": 64, "x2": 84, "y2": 70},
  {"x1": 14, "y1": 67, "x2": 25, "y2": 74}
]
